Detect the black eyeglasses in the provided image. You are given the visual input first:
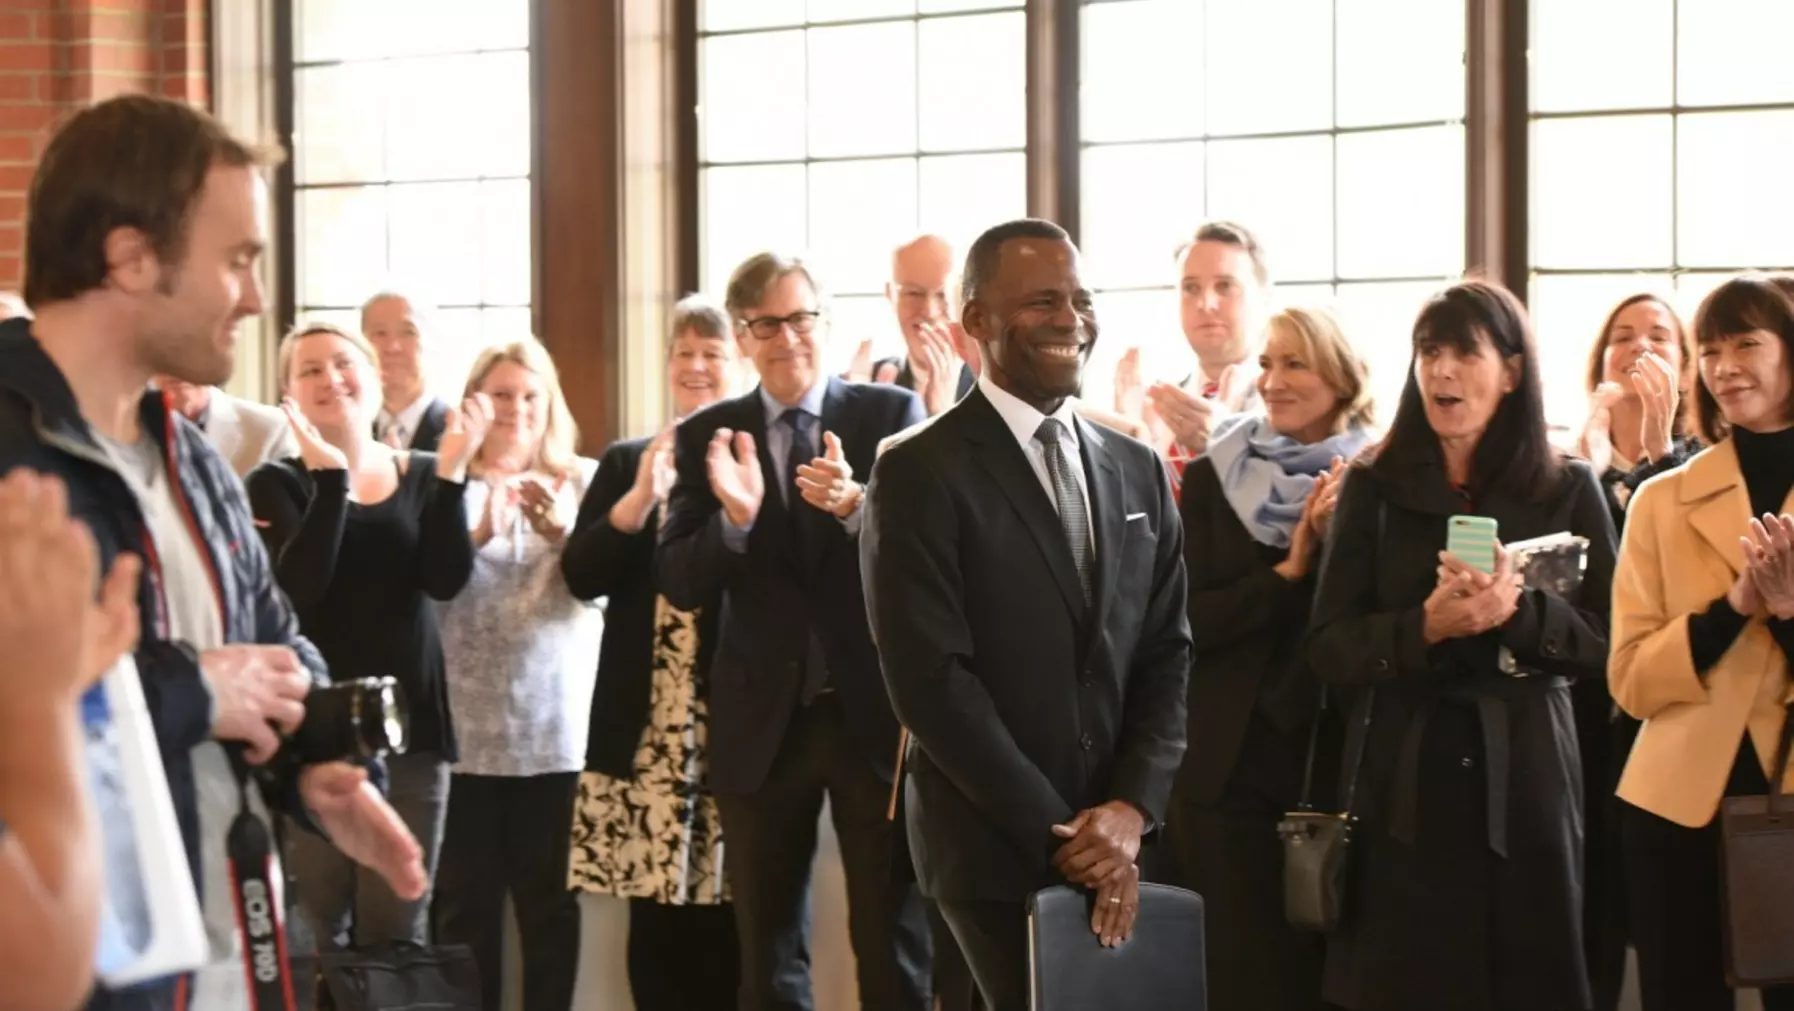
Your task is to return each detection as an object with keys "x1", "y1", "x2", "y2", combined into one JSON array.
[{"x1": 740, "y1": 310, "x2": 822, "y2": 341}]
